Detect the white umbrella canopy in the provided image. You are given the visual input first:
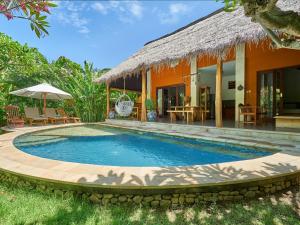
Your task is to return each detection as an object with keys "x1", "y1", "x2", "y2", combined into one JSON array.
[
  {"x1": 10, "y1": 83, "x2": 72, "y2": 100},
  {"x1": 10, "y1": 83, "x2": 73, "y2": 114}
]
